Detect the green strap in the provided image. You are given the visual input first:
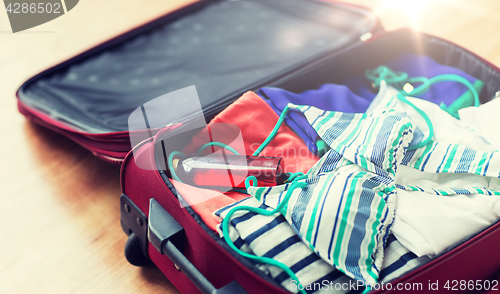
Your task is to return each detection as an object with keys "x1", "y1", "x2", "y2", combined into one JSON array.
[
  {"x1": 222, "y1": 105, "x2": 311, "y2": 293},
  {"x1": 396, "y1": 93, "x2": 434, "y2": 151},
  {"x1": 222, "y1": 173, "x2": 309, "y2": 294},
  {"x1": 440, "y1": 79, "x2": 484, "y2": 118},
  {"x1": 365, "y1": 66, "x2": 409, "y2": 88},
  {"x1": 365, "y1": 66, "x2": 481, "y2": 151},
  {"x1": 406, "y1": 73, "x2": 480, "y2": 108},
  {"x1": 197, "y1": 142, "x2": 240, "y2": 155},
  {"x1": 252, "y1": 105, "x2": 292, "y2": 156},
  {"x1": 366, "y1": 66, "x2": 481, "y2": 110}
]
